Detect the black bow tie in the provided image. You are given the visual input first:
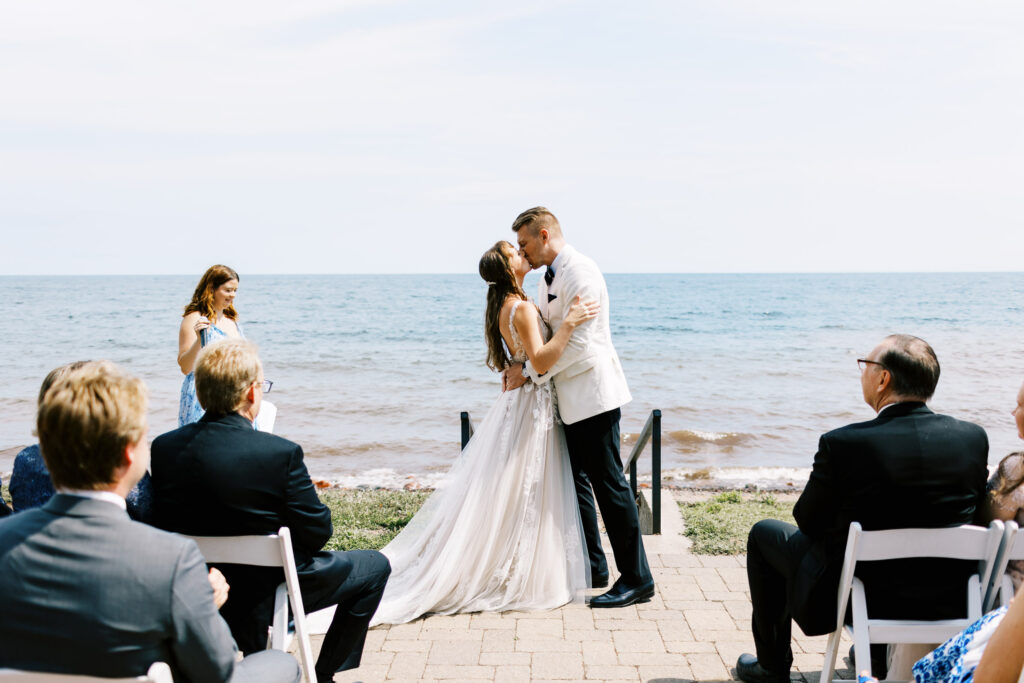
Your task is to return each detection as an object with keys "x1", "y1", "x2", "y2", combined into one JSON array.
[{"x1": 544, "y1": 267, "x2": 555, "y2": 286}]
